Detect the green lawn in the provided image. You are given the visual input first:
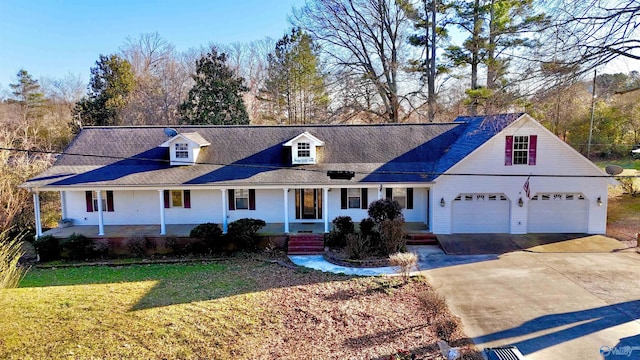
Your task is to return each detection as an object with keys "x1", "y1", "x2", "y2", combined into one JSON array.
[
  {"x1": 595, "y1": 159, "x2": 640, "y2": 169},
  {"x1": 0, "y1": 259, "x2": 280, "y2": 359}
]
